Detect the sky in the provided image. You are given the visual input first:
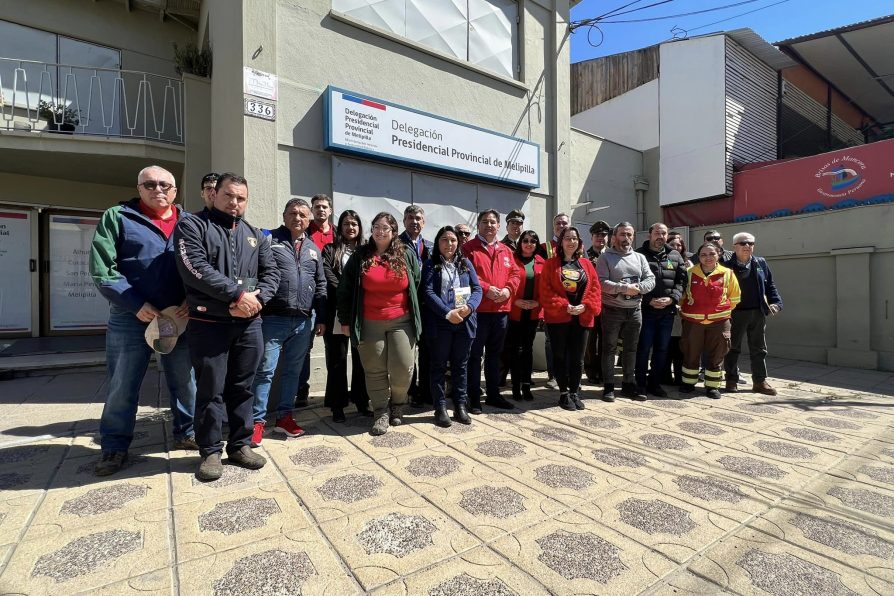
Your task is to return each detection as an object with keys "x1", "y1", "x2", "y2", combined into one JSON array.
[{"x1": 570, "y1": 0, "x2": 894, "y2": 63}]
